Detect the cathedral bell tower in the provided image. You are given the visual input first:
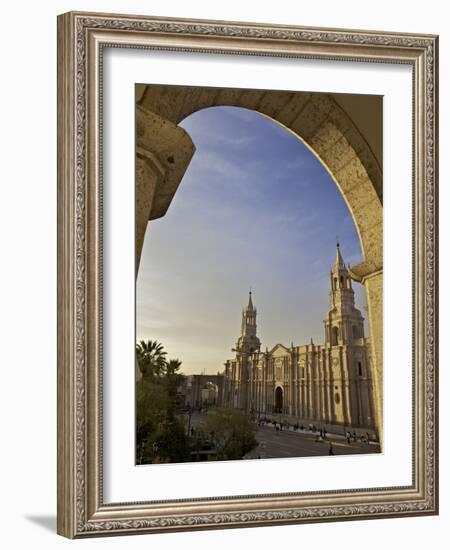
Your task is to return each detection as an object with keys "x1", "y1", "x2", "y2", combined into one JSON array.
[
  {"x1": 235, "y1": 292, "x2": 261, "y2": 410},
  {"x1": 237, "y1": 291, "x2": 260, "y2": 353},
  {"x1": 324, "y1": 244, "x2": 365, "y2": 346}
]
